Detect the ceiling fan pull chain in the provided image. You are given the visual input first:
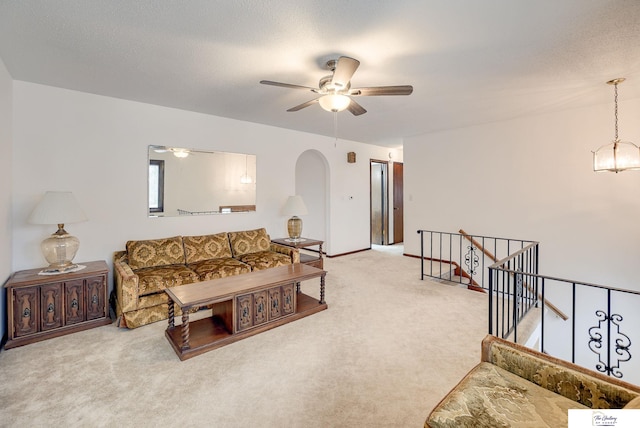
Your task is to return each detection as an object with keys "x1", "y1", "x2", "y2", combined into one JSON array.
[
  {"x1": 334, "y1": 111, "x2": 339, "y2": 147},
  {"x1": 614, "y1": 81, "x2": 619, "y2": 141}
]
